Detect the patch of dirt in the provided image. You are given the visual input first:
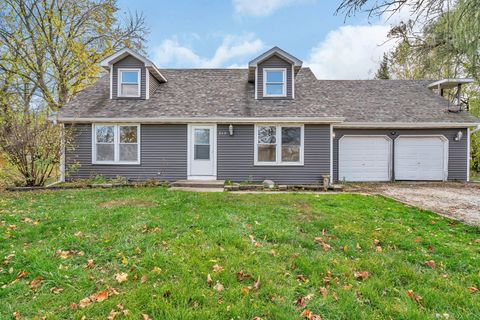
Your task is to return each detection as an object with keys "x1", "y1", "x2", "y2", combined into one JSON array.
[
  {"x1": 346, "y1": 182, "x2": 480, "y2": 226},
  {"x1": 97, "y1": 199, "x2": 155, "y2": 208},
  {"x1": 292, "y1": 200, "x2": 316, "y2": 221}
]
